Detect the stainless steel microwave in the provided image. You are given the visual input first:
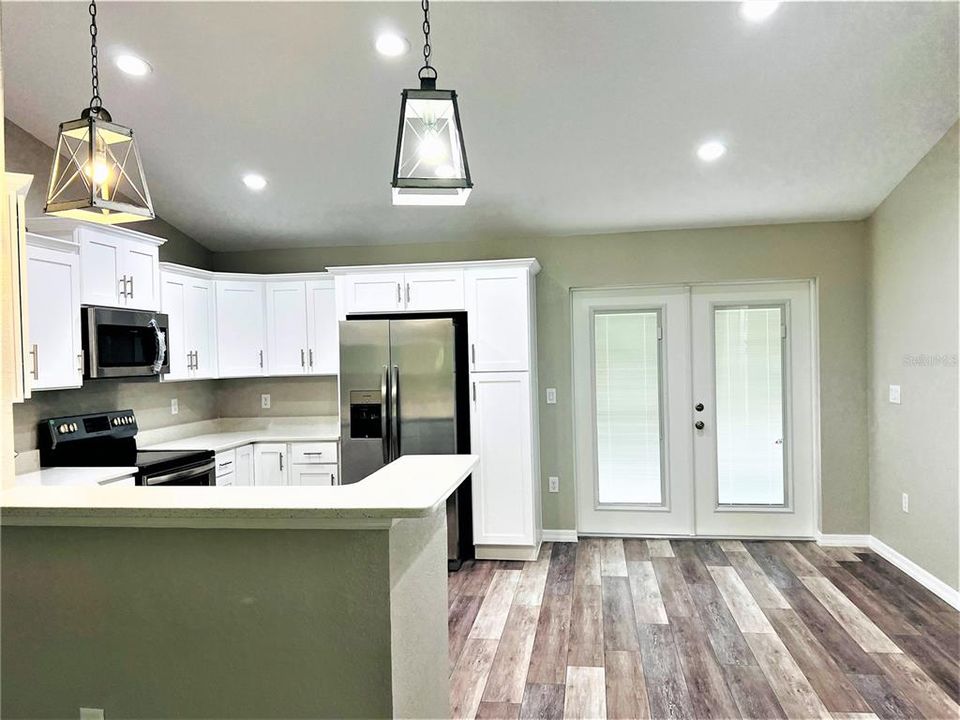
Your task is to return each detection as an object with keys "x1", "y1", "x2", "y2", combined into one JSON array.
[{"x1": 81, "y1": 307, "x2": 169, "y2": 379}]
